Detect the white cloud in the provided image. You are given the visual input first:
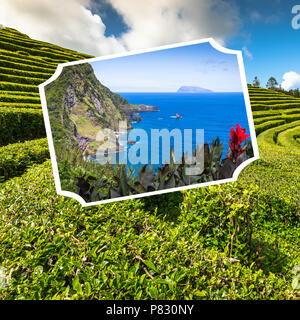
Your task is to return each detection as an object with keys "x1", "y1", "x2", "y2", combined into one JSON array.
[
  {"x1": 0, "y1": 0, "x2": 241, "y2": 56},
  {"x1": 0, "y1": 0, "x2": 125, "y2": 55},
  {"x1": 109, "y1": 0, "x2": 241, "y2": 50},
  {"x1": 281, "y1": 71, "x2": 300, "y2": 90},
  {"x1": 242, "y1": 46, "x2": 253, "y2": 59},
  {"x1": 249, "y1": 11, "x2": 262, "y2": 23}
]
